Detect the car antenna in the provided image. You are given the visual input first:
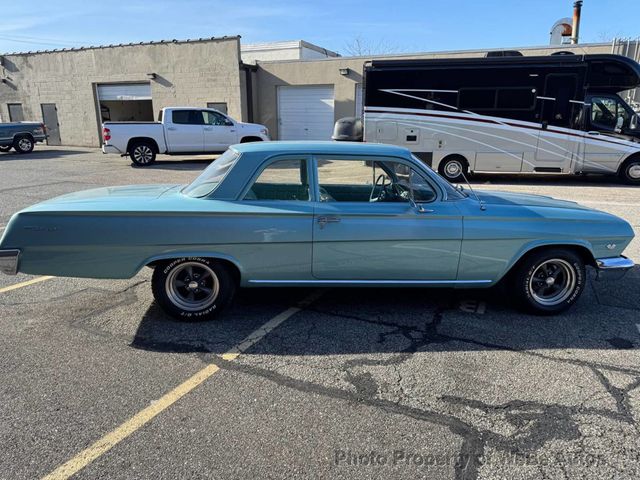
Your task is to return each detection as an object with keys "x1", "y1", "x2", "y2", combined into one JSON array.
[{"x1": 460, "y1": 171, "x2": 486, "y2": 211}]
